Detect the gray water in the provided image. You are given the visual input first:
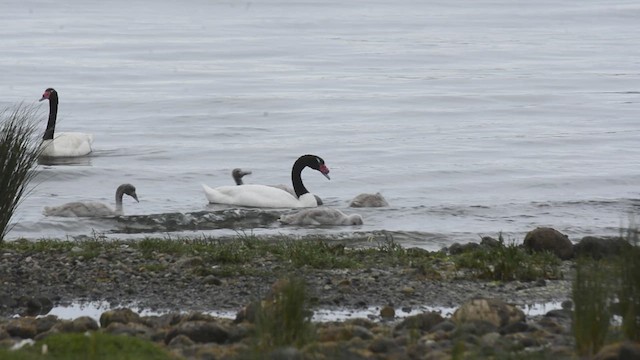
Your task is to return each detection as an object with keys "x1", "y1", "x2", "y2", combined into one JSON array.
[{"x1": 2, "y1": 0, "x2": 640, "y2": 250}]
